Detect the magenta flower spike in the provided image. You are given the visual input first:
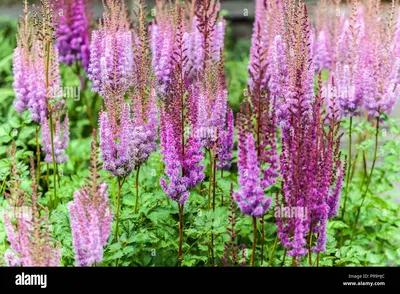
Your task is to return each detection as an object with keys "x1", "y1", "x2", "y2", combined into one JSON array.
[
  {"x1": 234, "y1": 132, "x2": 272, "y2": 217},
  {"x1": 217, "y1": 107, "x2": 234, "y2": 170},
  {"x1": 55, "y1": 0, "x2": 91, "y2": 70}
]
